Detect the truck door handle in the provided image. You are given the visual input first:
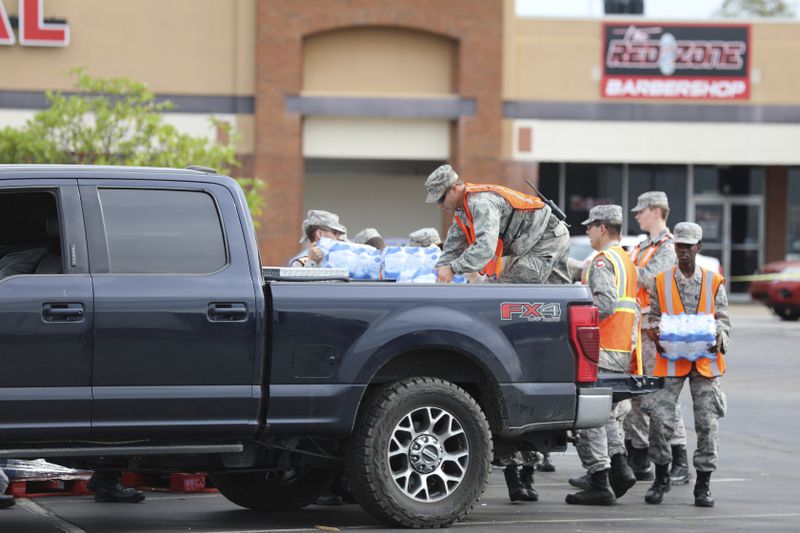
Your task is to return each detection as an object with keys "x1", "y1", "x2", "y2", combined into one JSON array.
[
  {"x1": 208, "y1": 303, "x2": 248, "y2": 321},
  {"x1": 42, "y1": 303, "x2": 85, "y2": 322}
]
